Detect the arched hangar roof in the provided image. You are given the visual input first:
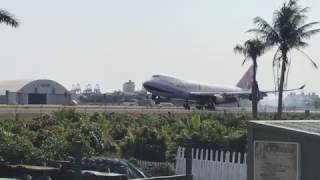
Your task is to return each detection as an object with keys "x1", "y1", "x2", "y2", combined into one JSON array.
[{"x1": 0, "y1": 79, "x2": 69, "y2": 95}]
